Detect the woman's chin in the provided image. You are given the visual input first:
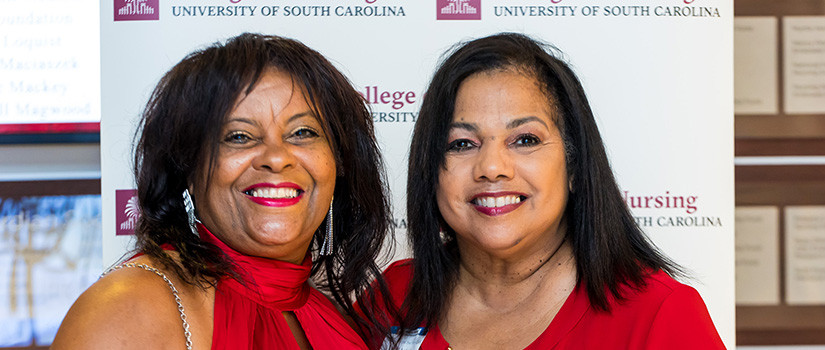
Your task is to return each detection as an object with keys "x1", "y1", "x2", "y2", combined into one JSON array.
[
  {"x1": 461, "y1": 236, "x2": 527, "y2": 256},
  {"x1": 228, "y1": 228, "x2": 313, "y2": 260},
  {"x1": 247, "y1": 222, "x2": 309, "y2": 243}
]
